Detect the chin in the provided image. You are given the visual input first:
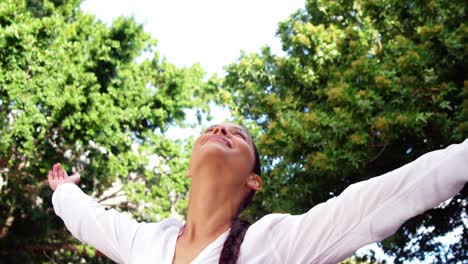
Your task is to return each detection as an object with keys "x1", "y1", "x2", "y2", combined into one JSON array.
[
  {"x1": 190, "y1": 144, "x2": 231, "y2": 171},
  {"x1": 200, "y1": 143, "x2": 230, "y2": 159}
]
